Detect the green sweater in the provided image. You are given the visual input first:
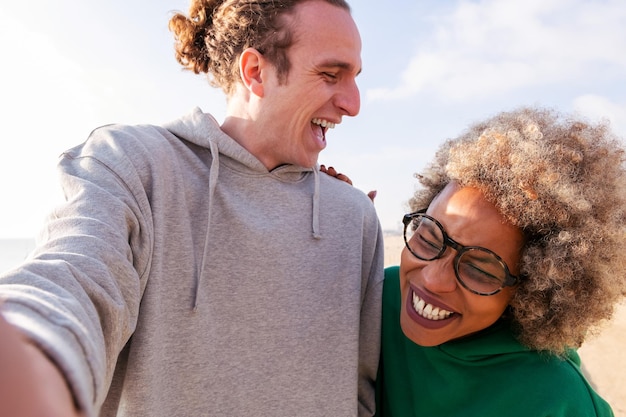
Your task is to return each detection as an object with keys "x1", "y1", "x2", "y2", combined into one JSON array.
[{"x1": 376, "y1": 266, "x2": 613, "y2": 417}]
